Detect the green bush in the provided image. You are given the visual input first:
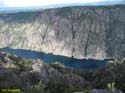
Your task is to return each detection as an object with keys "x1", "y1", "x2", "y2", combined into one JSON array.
[{"x1": 24, "y1": 80, "x2": 45, "y2": 93}]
